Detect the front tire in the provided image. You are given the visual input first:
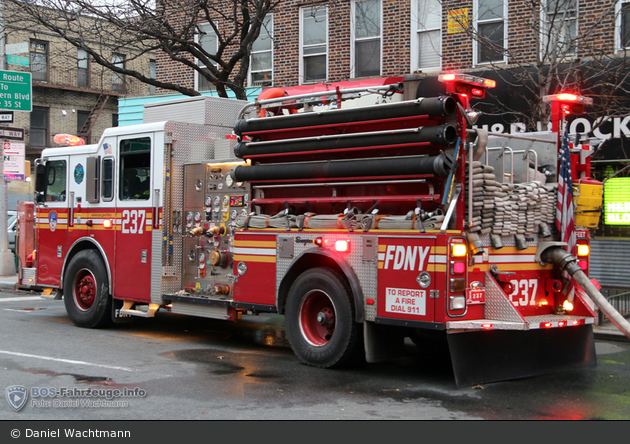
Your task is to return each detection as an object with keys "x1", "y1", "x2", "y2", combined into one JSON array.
[
  {"x1": 63, "y1": 250, "x2": 112, "y2": 328},
  {"x1": 285, "y1": 267, "x2": 362, "y2": 368}
]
